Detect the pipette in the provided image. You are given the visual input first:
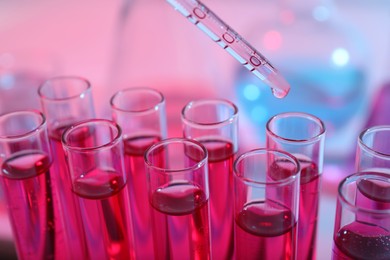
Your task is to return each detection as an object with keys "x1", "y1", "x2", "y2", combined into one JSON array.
[{"x1": 166, "y1": 0, "x2": 290, "y2": 98}]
